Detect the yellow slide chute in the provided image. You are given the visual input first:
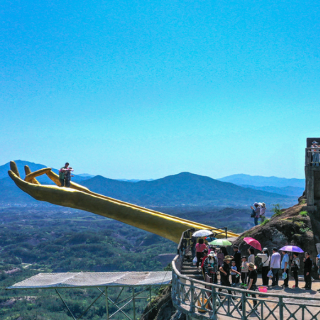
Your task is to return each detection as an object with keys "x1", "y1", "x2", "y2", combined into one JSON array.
[{"x1": 8, "y1": 161, "x2": 239, "y2": 243}]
